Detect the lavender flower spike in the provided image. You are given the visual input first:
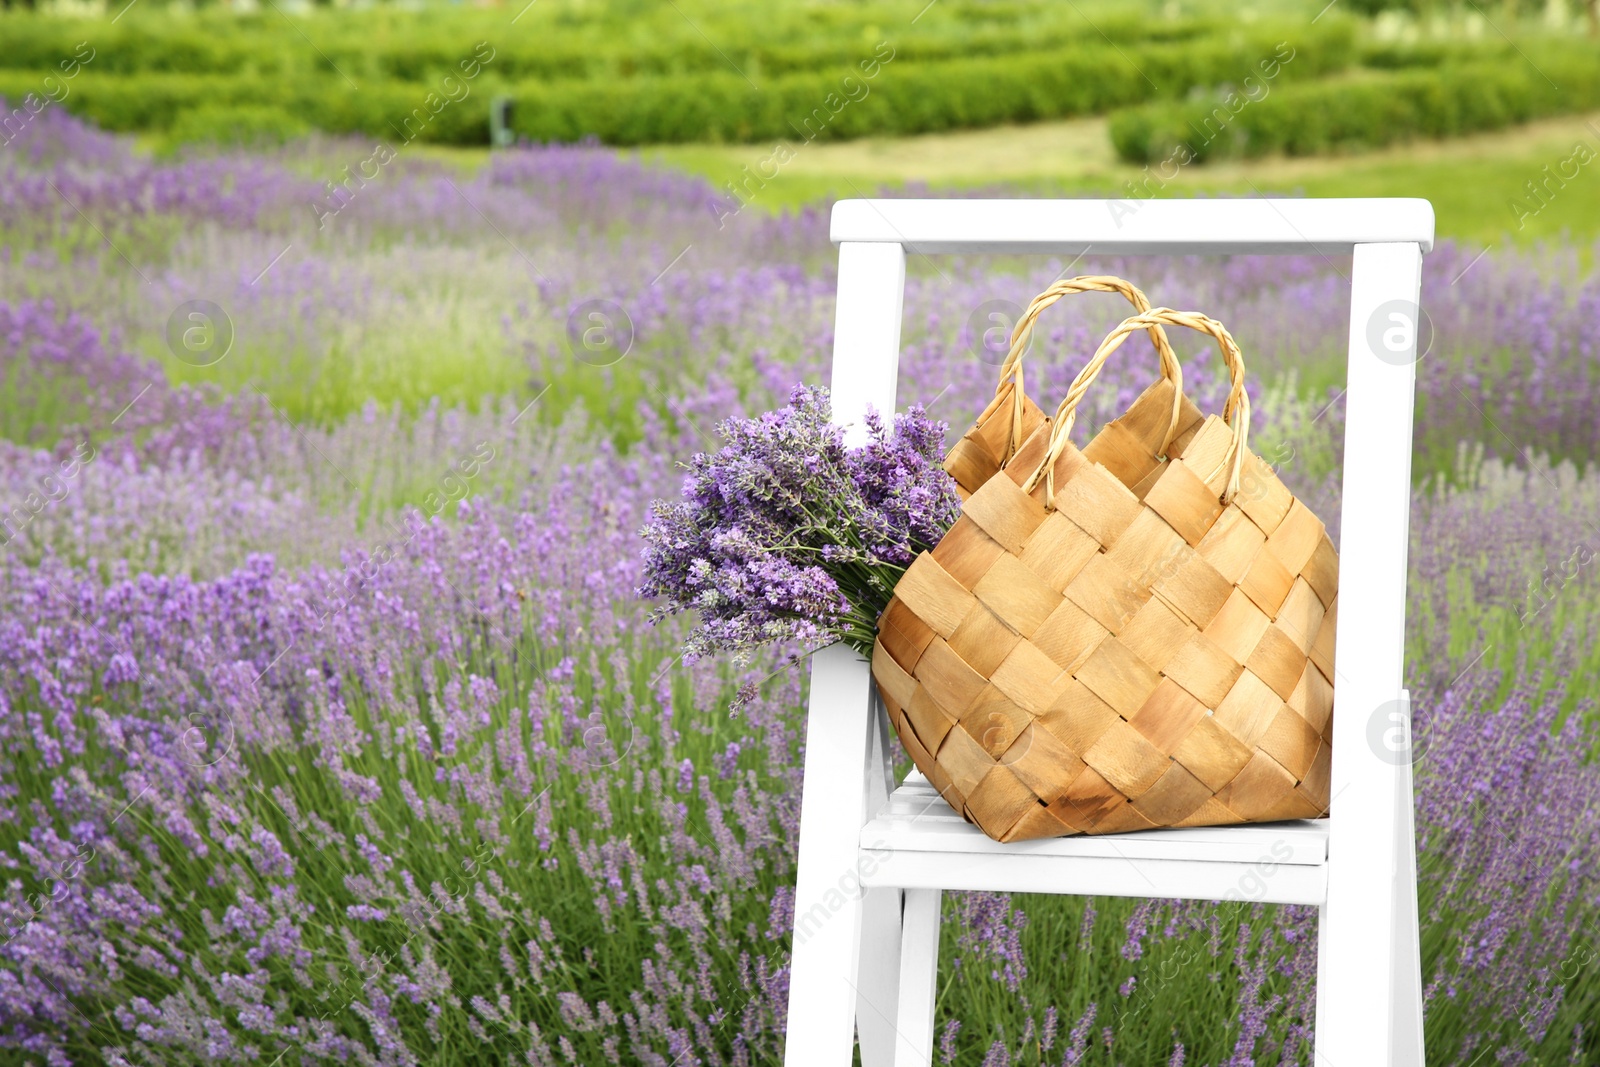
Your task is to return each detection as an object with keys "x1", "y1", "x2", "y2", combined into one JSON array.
[{"x1": 639, "y1": 383, "x2": 960, "y2": 662}]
